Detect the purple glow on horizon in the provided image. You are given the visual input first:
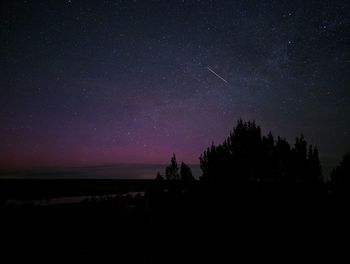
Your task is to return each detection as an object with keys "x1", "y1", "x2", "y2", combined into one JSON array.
[{"x1": 1, "y1": 1, "x2": 349, "y2": 176}]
